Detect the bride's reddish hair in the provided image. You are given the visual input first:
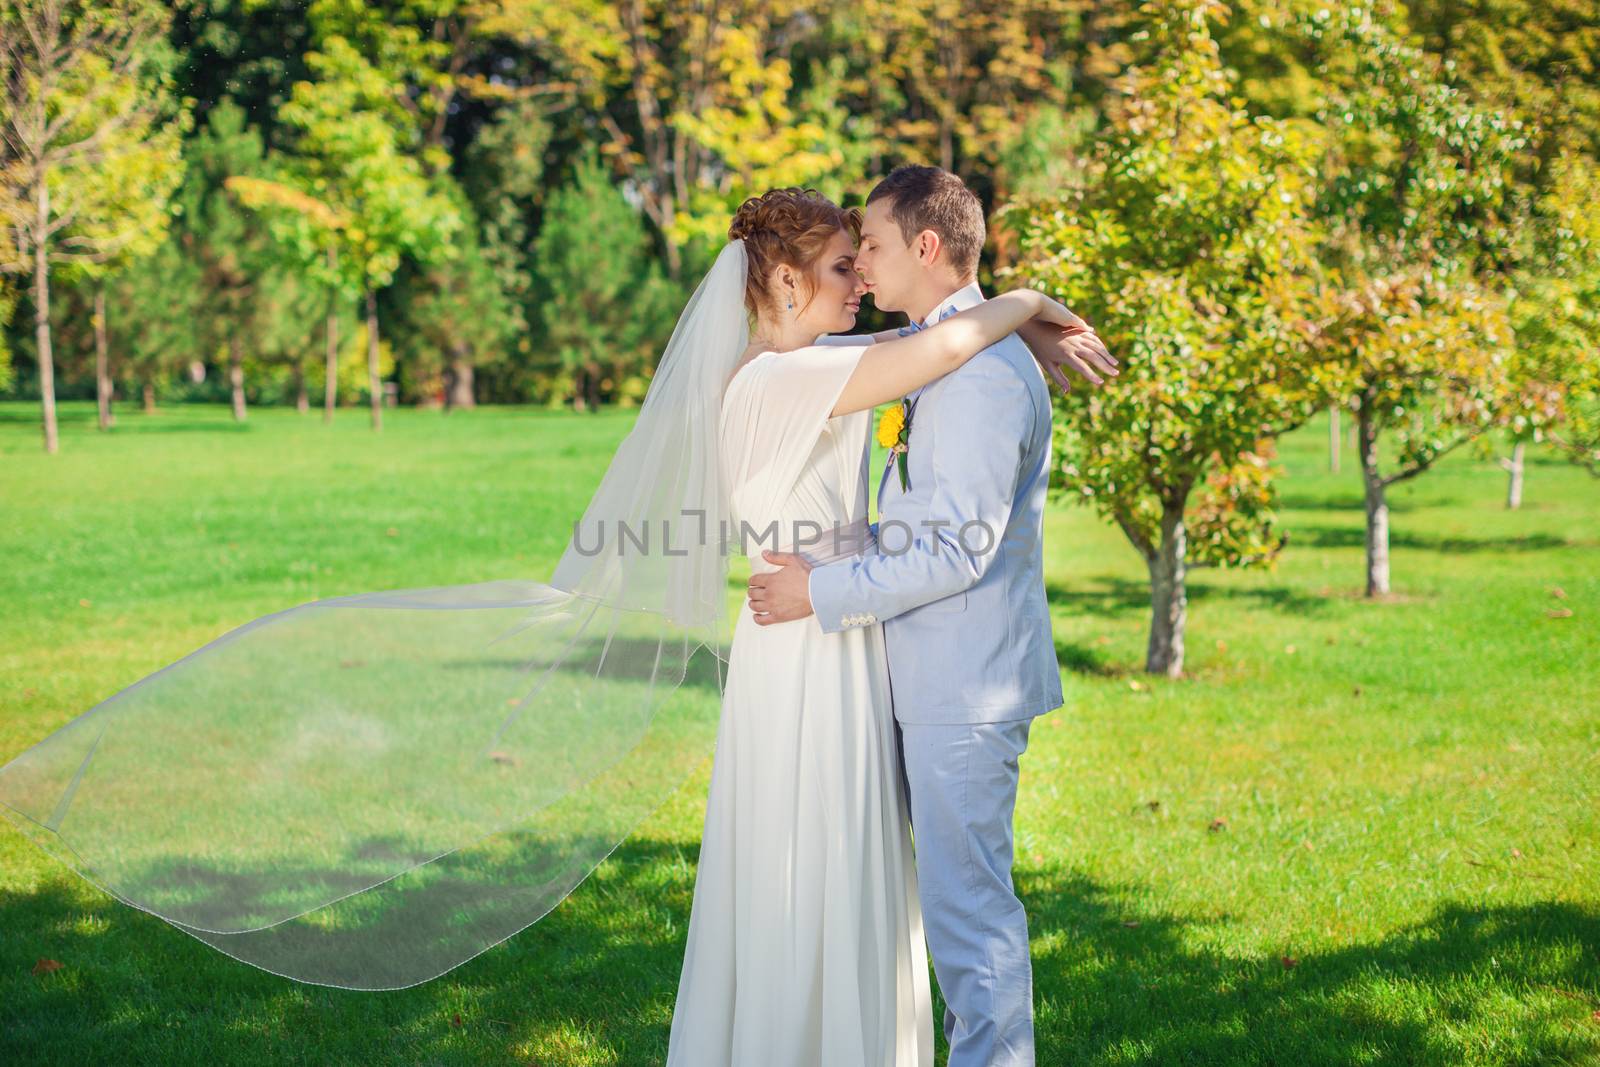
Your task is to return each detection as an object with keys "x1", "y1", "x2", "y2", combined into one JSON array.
[{"x1": 729, "y1": 188, "x2": 862, "y2": 318}]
